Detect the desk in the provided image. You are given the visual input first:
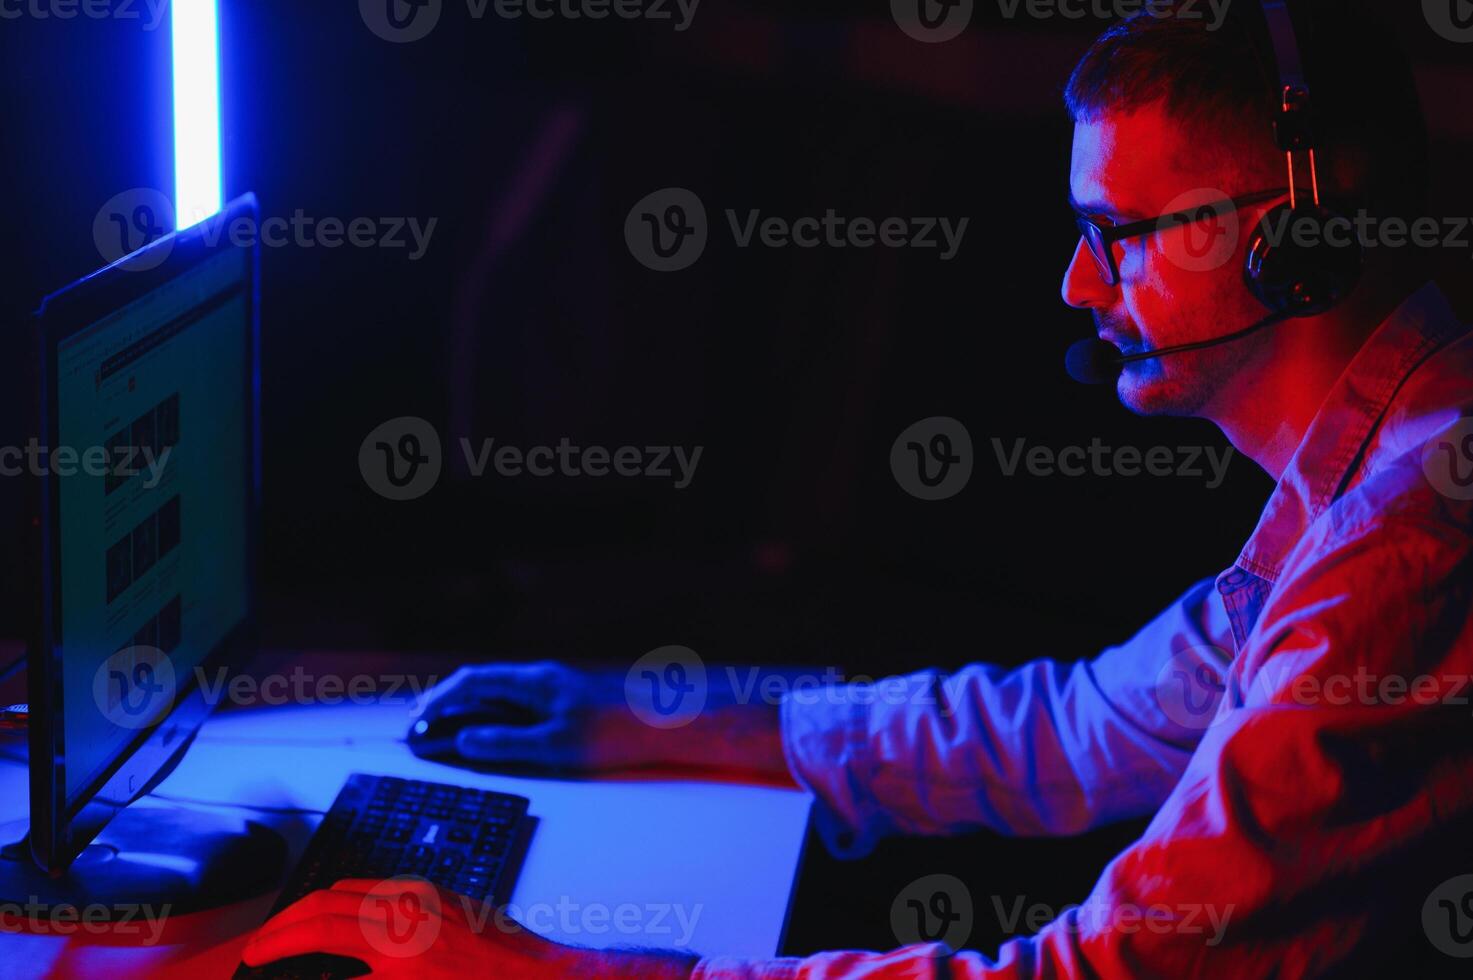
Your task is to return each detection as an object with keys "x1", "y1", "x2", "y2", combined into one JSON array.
[{"x1": 0, "y1": 666, "x2": 812, "y2": 979}]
